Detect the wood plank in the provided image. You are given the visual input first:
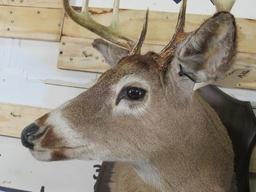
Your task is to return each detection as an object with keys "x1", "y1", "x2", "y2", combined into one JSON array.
[
  {"x1": 43, "y1": 79, "x2": 96, "y2": 89},
  {"x1": 215, "y1": 55, "x2": 256, "y2": 89},
  {"x1": 58, "y1": 36, "x2": 162, "y2": 73},
  {"x1": 236, "y1": 70, "x2": 256, "y2": 90},
  {"x1": 0, "y1": 0, "x2": 63, "y2": 8},
  {"x1": 58, "y1": 36, "x2": 256, "y2": 89},
  {"x1": 58, "y1": 36, "x2": 256, "y2": 70},
  {"x1": 58, "y1": 36, "x2": 109, "y2": 73},
  {"x1": 57, "y1": 36, "x2": 170, "y2": 73},
  {"x1": 215, "y1": 69, "x2": 255, "y2": 88},
  {"x1": 0, "y1": 5, "x2": 64, "y2": 41},
  {"x1": 233, "y1": 52, "x2": 256, "y2": 72},
  {"x1": 62, "y1": 8, "x2": 256, "y2": 54},
  {"x1": 0, "y1": 103, "x2": 49, "y2": 138}
]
